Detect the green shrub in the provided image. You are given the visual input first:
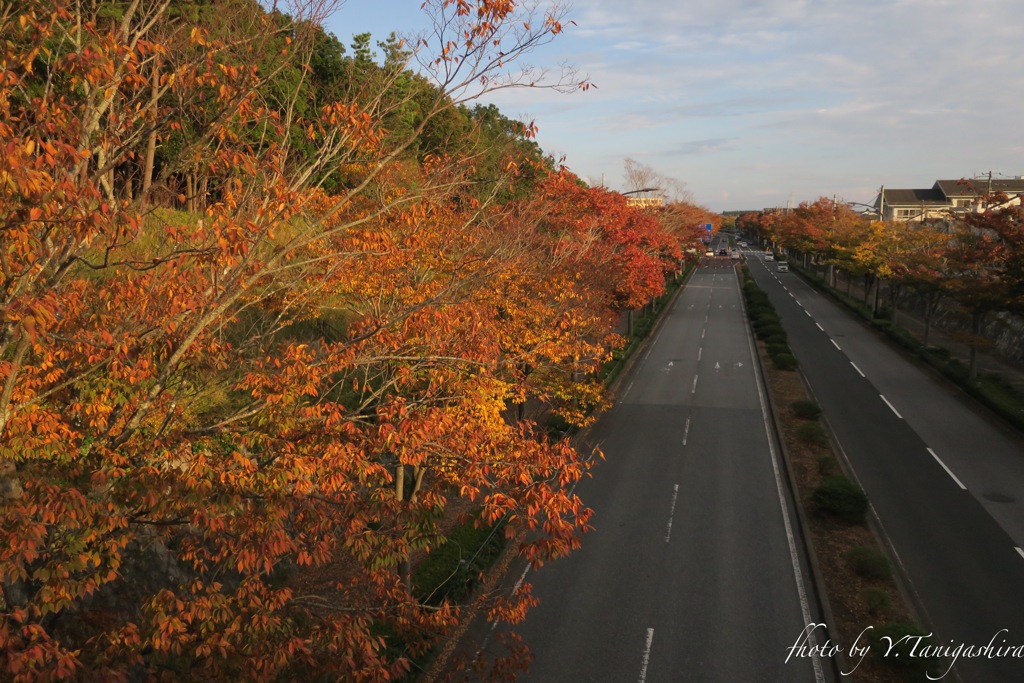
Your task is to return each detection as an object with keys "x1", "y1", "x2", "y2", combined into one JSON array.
[
  {"x1": 796, "y1": 421, "x2": 828, "y2": 446},
  {"x1": 753, "y1": 315, "x2": 782, "y2": 330},
  {"x1": 811, "y1": 475, "x2": 868, "y2": 524},
  {"x1": 862, "y1": 587, "x2": 891, "y2": 616},
  {"x1": 817, "y1": 455, "x2": 837, "y2": 476},
  {"x1": 869, "y1": 622, "x2": 941, "y2": 679},
  {"x1": 756, "y1": 325, "x2": 785, "y2": 341},
  {"x1": 763, "y1": 332, "x2": 788, "y2": 345},
  {"x1": 845, "y1": 546, "x2": 891, "y2": 581},
  {"x1": 772, "y1": 353, "x2": 799, "y2": 371},
  {"x1": 790, "y1": 399, "x2": 822, "y2": 420},
  {"x1": 766, "y1": 343, "x2": 791, "y2": 357}
]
